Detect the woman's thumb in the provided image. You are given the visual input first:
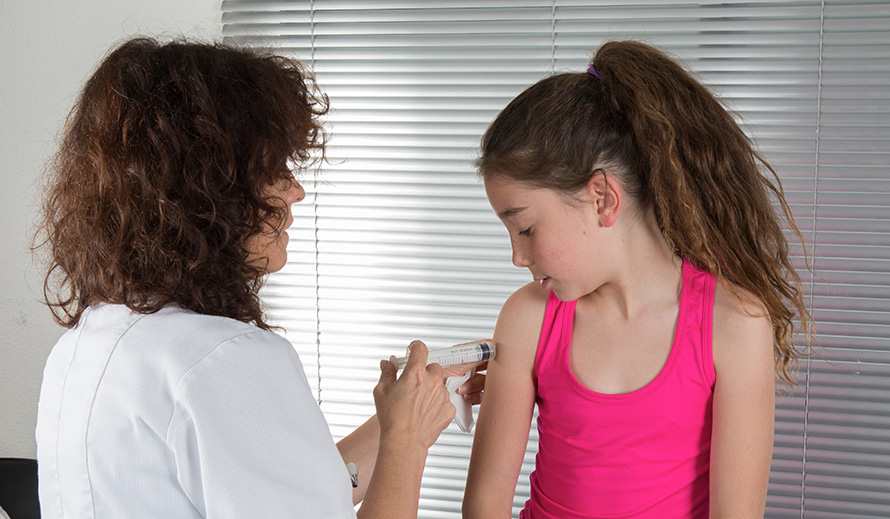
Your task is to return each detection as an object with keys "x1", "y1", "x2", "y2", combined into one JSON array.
[{"x1": 378, "y1": 358, "x2": 397, "y2": 387}]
